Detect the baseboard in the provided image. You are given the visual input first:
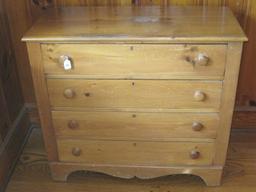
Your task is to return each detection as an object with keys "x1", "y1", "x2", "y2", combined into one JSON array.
[{"x1": 0, "y1": 106, "x2": 32, "y2": 192}]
